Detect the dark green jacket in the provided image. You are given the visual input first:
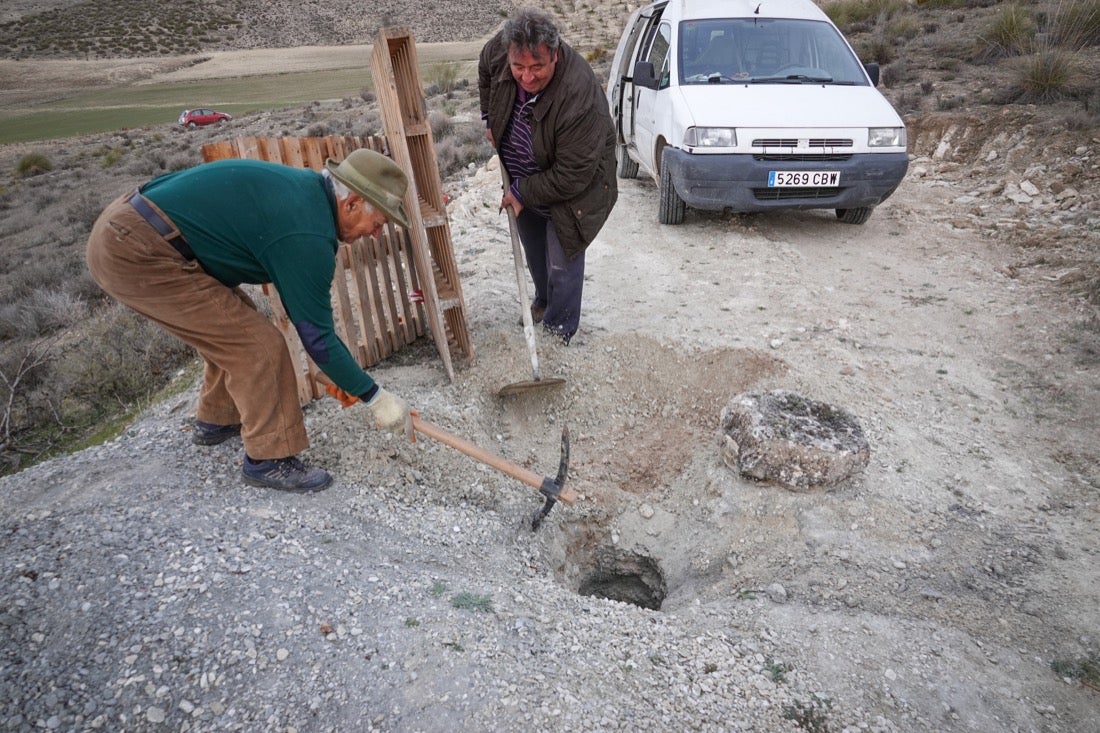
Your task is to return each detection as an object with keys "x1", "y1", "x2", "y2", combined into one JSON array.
[
  {"x1": 479, "y1": 34, "x2": 618, "y2": 259},
  {"x1": 142, "y1": 159, "x2": 376, "y2": 398}
]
